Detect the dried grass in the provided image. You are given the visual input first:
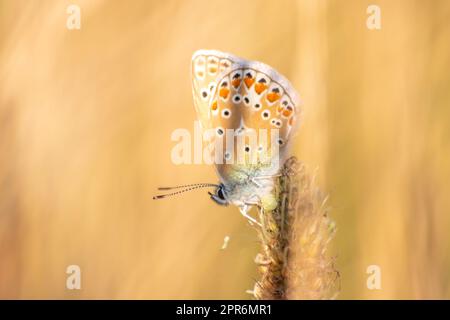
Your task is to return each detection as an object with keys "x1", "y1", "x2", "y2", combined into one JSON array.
[{"x1": 252, "y1": 157, "x2": 339, "y2": 299}]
